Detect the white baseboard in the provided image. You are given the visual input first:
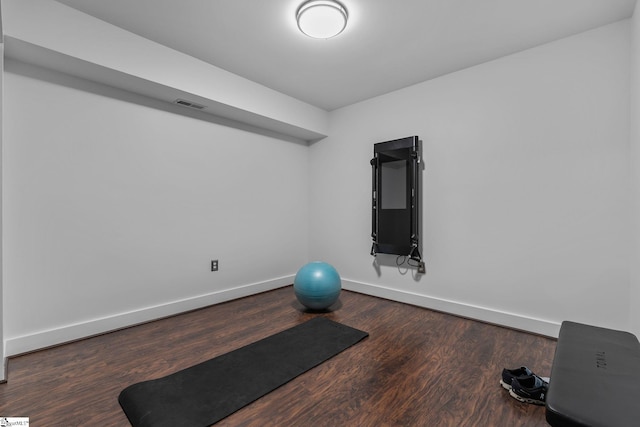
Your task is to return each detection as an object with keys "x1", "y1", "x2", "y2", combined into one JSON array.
[
  {"x1": 5, "y1": 275, "x2": 294, "y2": 357},
  {"x1": 342, "y1": 279, "x2": 561, "y2": 338},
  {"x1": 0, "y1": 356, "x2": 6, "y2": 383},
  {"x1": 6, "y1": 276, "x2": 559, "y2": 357}
]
